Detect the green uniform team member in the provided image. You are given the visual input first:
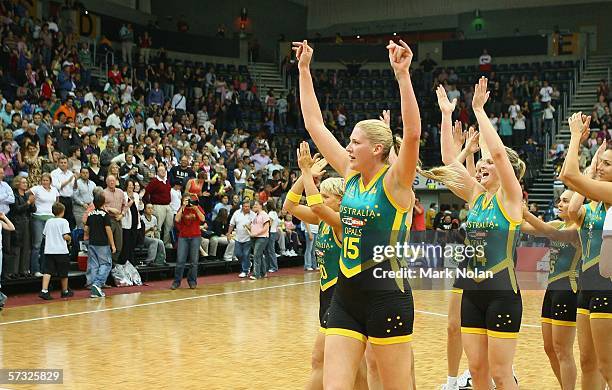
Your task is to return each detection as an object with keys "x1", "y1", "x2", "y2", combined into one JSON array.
[
  {"x1": 294, "y1": 37, "x2": 421, "y2": 389},
  {"x1": 561, "y1": 112, "x2": 612, "y2": 388}
]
